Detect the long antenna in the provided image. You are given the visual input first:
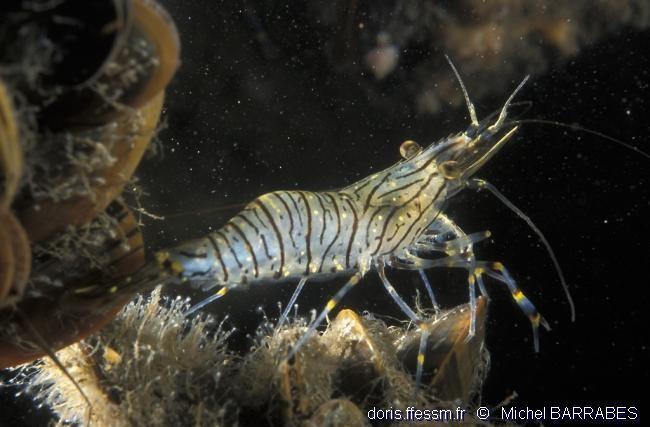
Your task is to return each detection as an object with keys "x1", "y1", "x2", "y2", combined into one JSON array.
[
  {"x1": 469, "y1": 179, "x2": 576, "y2": 322},
  {"x1": 444, "y1": 54, "x2": 479, "y2": 128},
  {"x1": 512, "y1": 118, "x2": 650, "y2": 160},
  {"x1": 488, "y1": 76, "x2": 530, "y2": 133}
]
